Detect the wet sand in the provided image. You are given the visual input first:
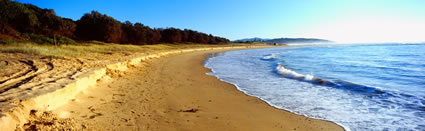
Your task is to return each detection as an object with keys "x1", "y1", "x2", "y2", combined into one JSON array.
[{"x1": 53, "y1": 49, "x2": 344, "y2": 130}]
